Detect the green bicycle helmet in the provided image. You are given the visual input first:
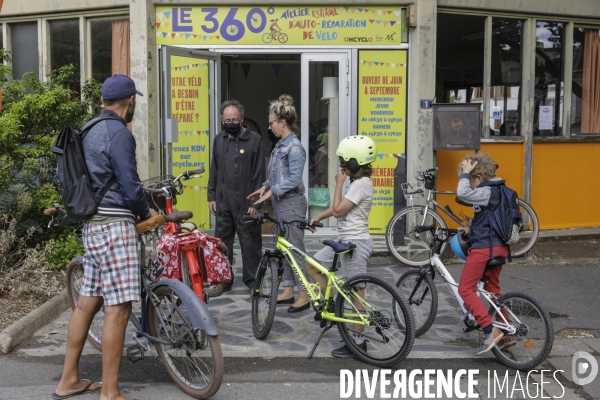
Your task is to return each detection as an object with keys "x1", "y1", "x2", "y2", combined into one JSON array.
[{"x1": 336, "y1": 136, "x2": 377, "y2": 172}]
